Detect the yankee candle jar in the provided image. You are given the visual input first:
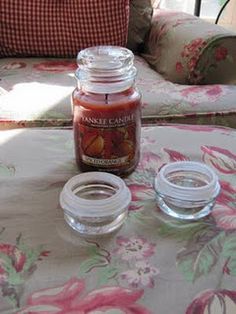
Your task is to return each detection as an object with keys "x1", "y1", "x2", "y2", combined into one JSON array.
[{"x1": 72, "y1": 46, "x2": 141, "y2": 176}]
